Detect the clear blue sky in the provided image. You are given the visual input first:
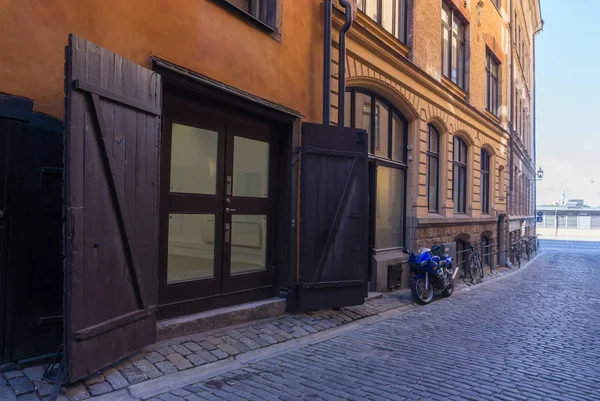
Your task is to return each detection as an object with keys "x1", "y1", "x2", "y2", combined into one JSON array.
[{"x1": 536, "y1": 0, "x2": 600, "y2": 206}]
